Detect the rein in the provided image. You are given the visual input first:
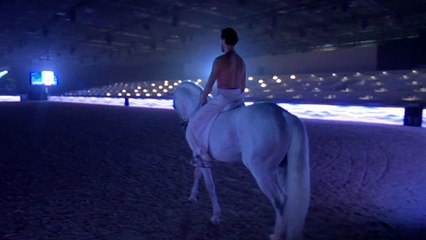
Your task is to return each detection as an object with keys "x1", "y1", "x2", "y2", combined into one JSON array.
[{"x1": 180, "y1": 119, "x2": 188, "y2": 131}]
